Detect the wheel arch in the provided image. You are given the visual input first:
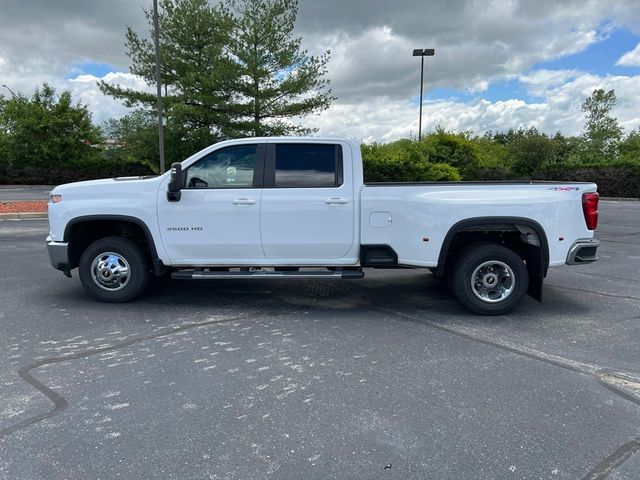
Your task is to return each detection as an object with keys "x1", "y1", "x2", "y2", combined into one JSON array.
[
  {"x1": 64, "y1": 215, "x2": 164, "y2": 275},
  {"x1": 435, "y1": 216, "x2": 549, "y2": 301}
]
